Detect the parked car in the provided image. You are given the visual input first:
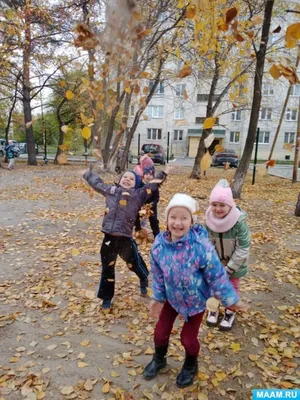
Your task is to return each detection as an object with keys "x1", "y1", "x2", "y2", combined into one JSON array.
[
  {"x1": 141, "y1": 143, "x2": 166, "y2": 165},
  {"x1": 0, "y1": 139, "x2": 20, "y2": 157},
  {"x1": 18, "y1": 142, "x2": 39, "y2": 154},
  {"x1": 211, "y1": 149, "x2": 239, "y2": 168}
]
